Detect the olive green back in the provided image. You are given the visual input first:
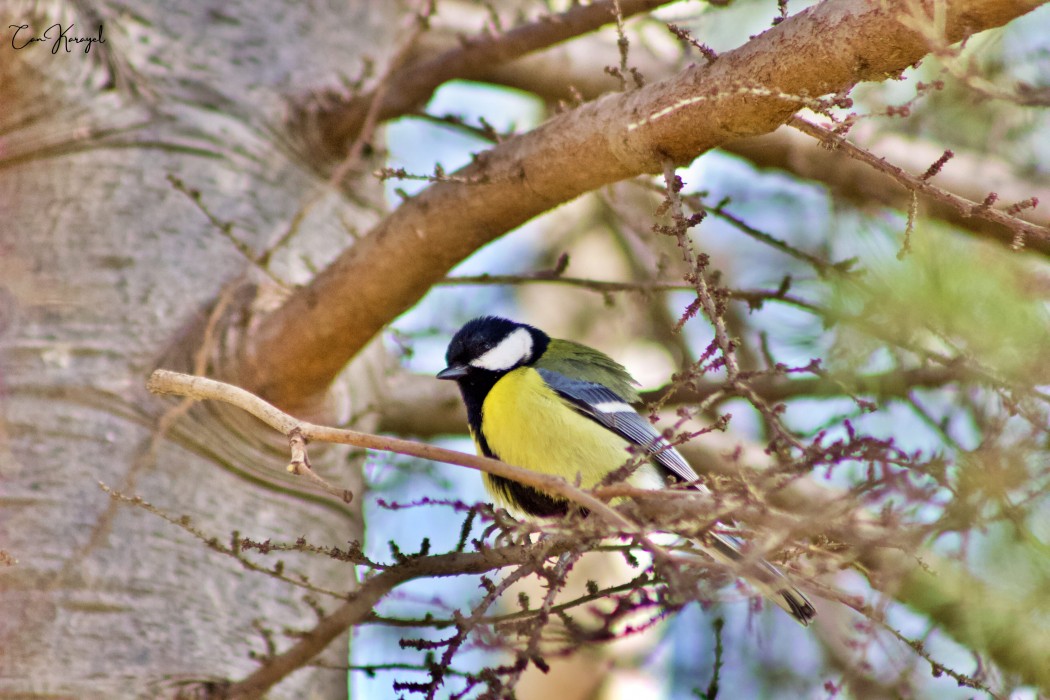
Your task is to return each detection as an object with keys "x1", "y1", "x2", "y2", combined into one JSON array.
[{"x1": 535, "y1": 338, "x2": 640, "y2": 402}]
